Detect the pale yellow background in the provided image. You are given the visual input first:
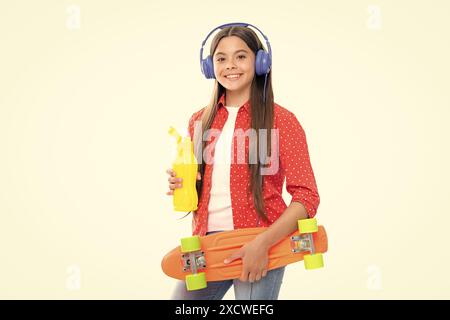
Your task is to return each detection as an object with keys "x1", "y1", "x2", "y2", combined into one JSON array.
[{"x1": 1, "y1": 0, "x2": 449, "y2": 299}]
